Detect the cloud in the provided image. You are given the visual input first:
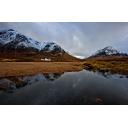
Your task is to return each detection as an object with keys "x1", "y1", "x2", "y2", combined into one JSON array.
[{"x1": 0, "y1": 22, "x2": 128, "y2": 57}]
